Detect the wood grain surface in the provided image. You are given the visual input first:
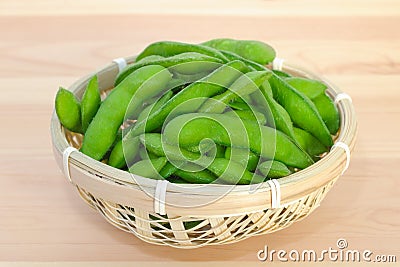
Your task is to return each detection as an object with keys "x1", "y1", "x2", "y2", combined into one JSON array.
[{"x1": 0, "y1": 0, "x2": 399, "y2": 264}]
